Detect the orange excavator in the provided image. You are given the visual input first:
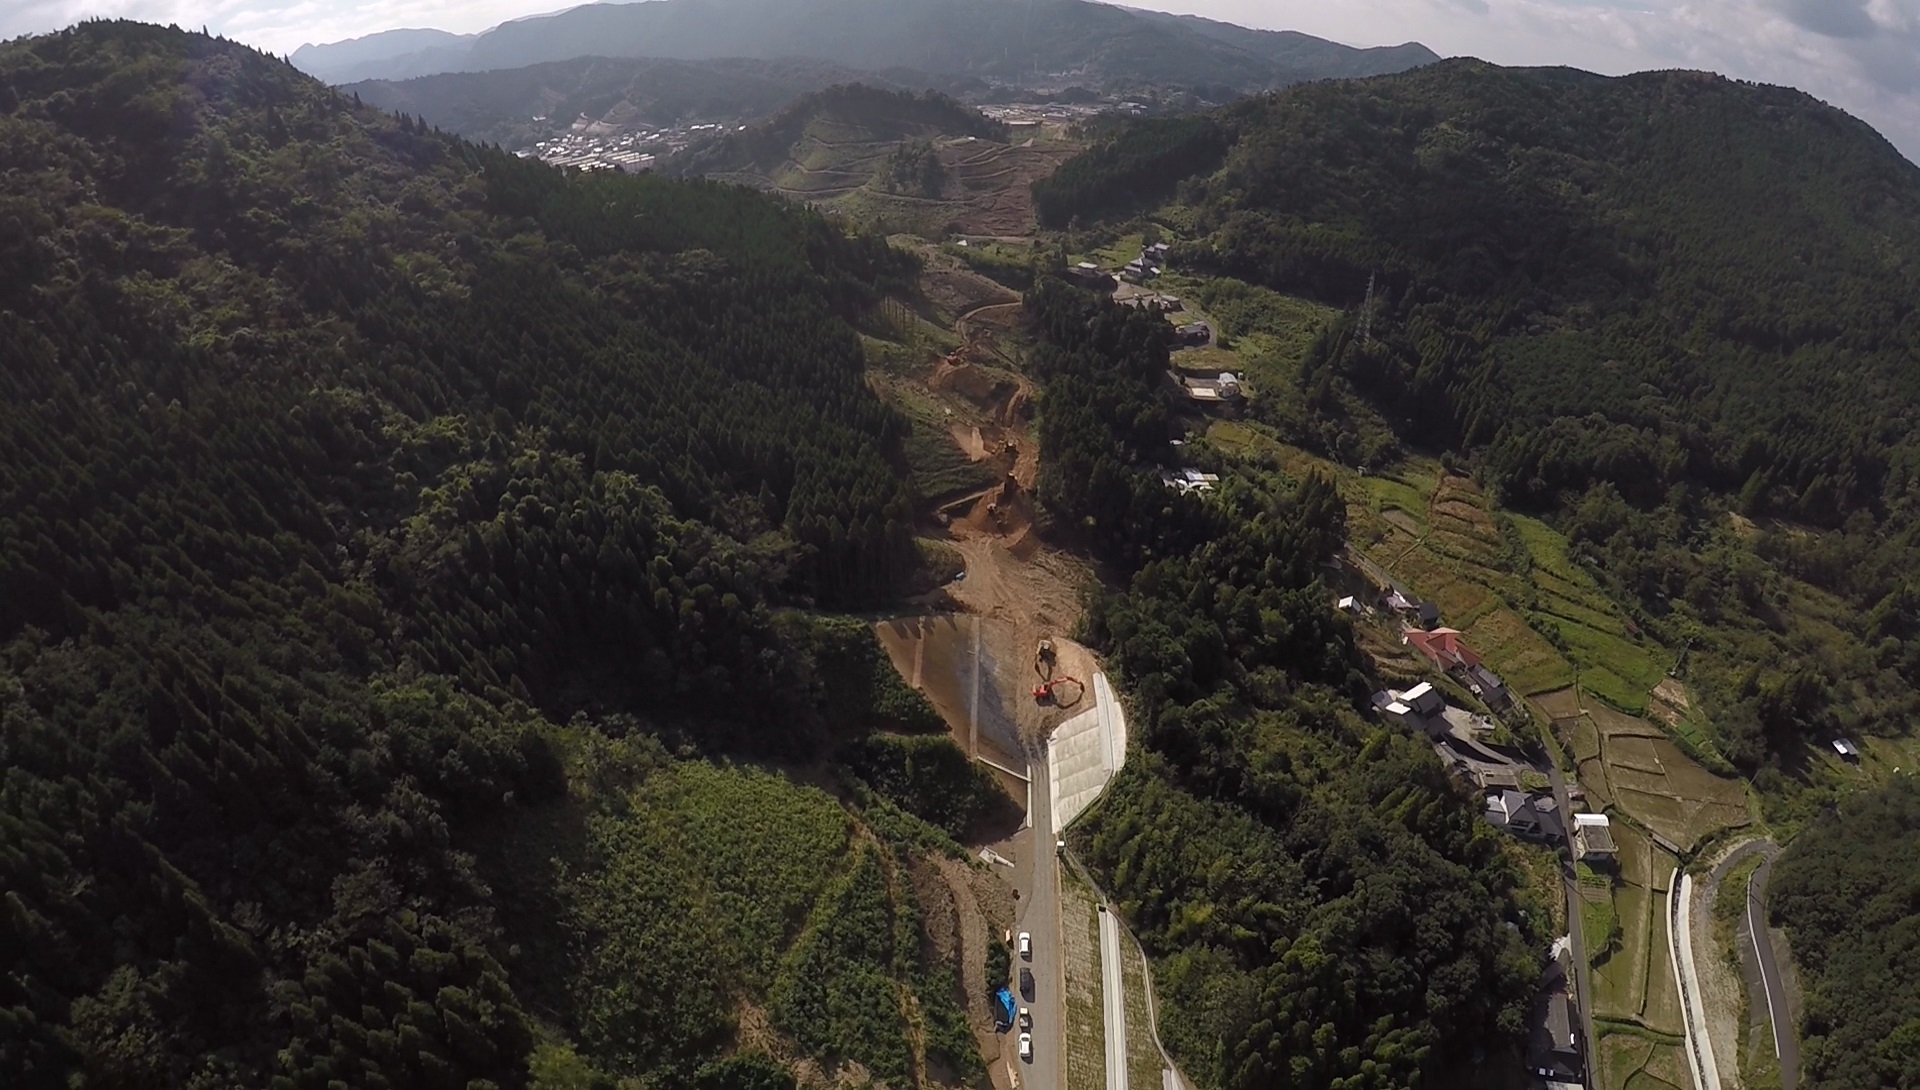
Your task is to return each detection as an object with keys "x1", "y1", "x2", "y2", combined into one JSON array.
[{"x1": 1031, "y1": 639, "x2": 1083, "y2": 705}]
